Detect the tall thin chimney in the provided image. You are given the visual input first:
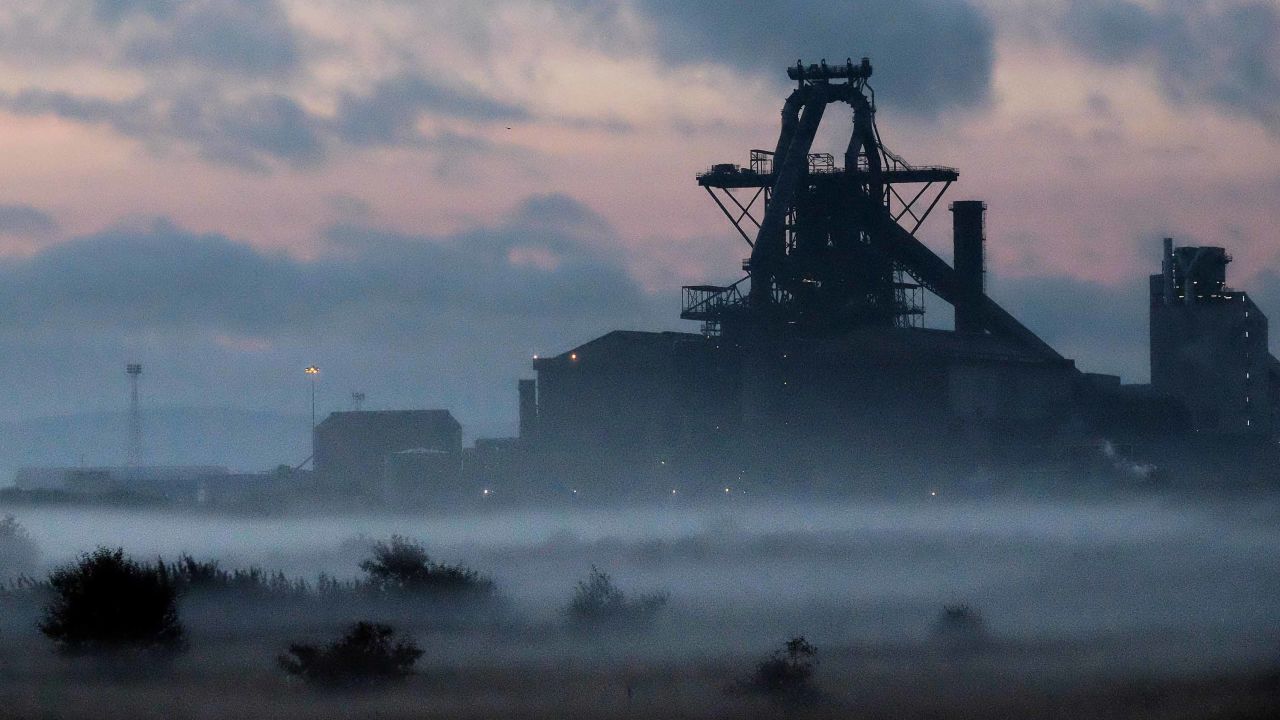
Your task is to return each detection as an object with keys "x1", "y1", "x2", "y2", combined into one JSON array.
[{"x1": 951, "y1": 201, "x2": 986, "y2": 333}]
